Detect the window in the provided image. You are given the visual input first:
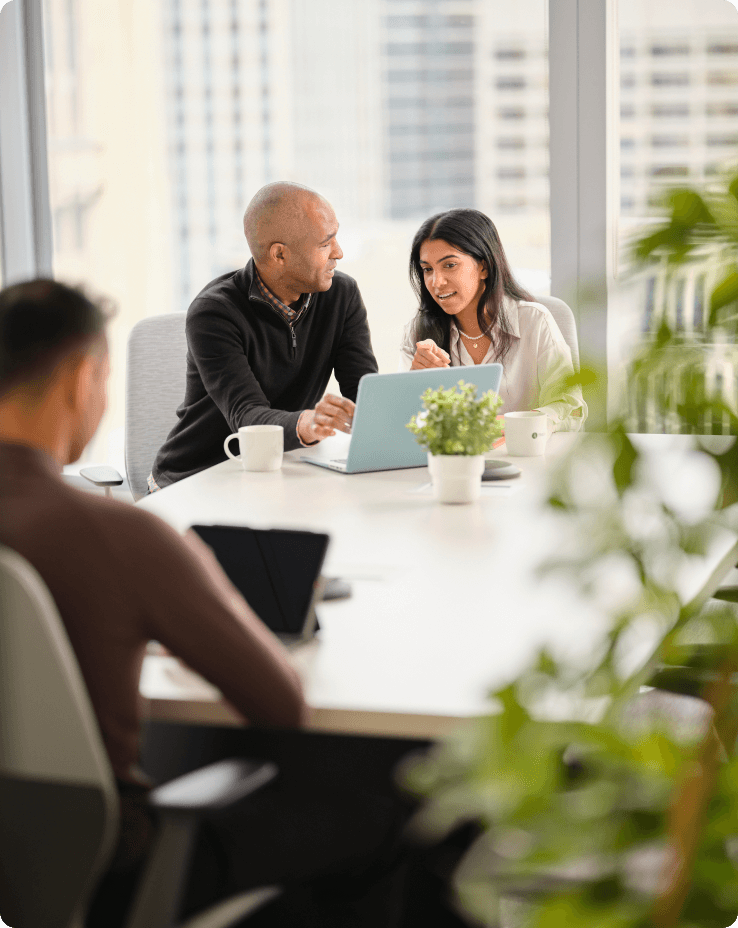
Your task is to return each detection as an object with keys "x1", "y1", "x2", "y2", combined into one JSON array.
[
  {"x1": 707, "y1": 102, "x2": 738, "y2": 117},
  {"x1": 651, "y1": 135, "x2": 690, "y2": 147},
  {"x1": 497, "y1": 167, "x2": 526, "y2": 179},
  {"x1": 706, "y1": 134, "x2": 738, "y2": 146},
  {"x1": 652, "y1": 104, "x2": 689, "y2": 118},
  {"x1": 497, "y1": 137, "x2": 526, "y2": 150},
  {"x1": 617, "y1": 0, "x2": 738, "y2": 434},
  {"x1": 499, "y1": 107, "x2": 526, "y2": 120},
  {"x1": 707, "y1": 71, "x2": 738, "y2": 85},
  {"x1": 496, "y1": 77, "x2": 526, "y2": 90},
  {"x1": 649, "y1": 165, "x2": 689, "y2": 176},
  {"x1": 650, "y1": 44, "x2": 690, "y2": 56},
  {"x1": 708, "y1": 42, "x2": 738, "y2": 55},
  {"x1": 387, "y1": 43, "x2": 474, "y2": 56},
  {"x1": 651, "y1": 72, "x2": 690, "y2": 86},
  {"x1": 39, "y1": 0, "x2": 550, "y2": 465},
  {"x1": 496, "y1": 196, "x2": 528, "y2": 212}
]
